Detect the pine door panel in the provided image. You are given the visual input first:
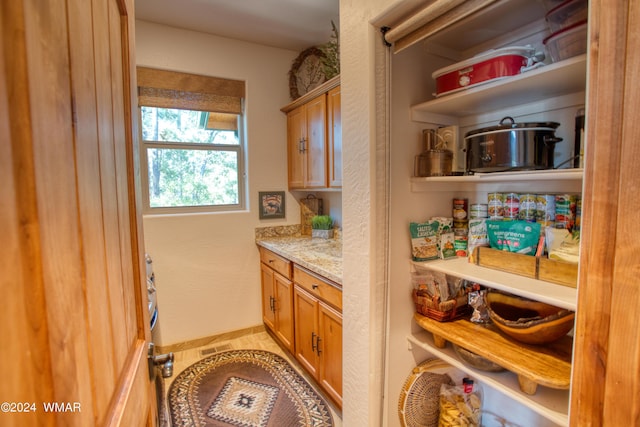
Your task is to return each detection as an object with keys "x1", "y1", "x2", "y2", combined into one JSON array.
[{"x1": 0, "y1": 0, "x2": 154, "y2": 426}]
